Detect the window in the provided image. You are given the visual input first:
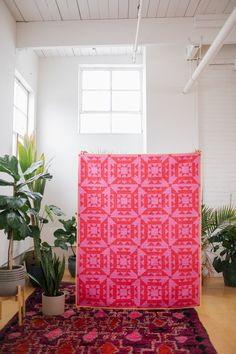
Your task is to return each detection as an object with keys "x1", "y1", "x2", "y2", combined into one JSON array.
[
  {"x1": 79, "y1": 67, "x2": 142, "y2": 134},
  {"x1": 12, "y1": 77, "x2": 30, "y2": 154}
]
